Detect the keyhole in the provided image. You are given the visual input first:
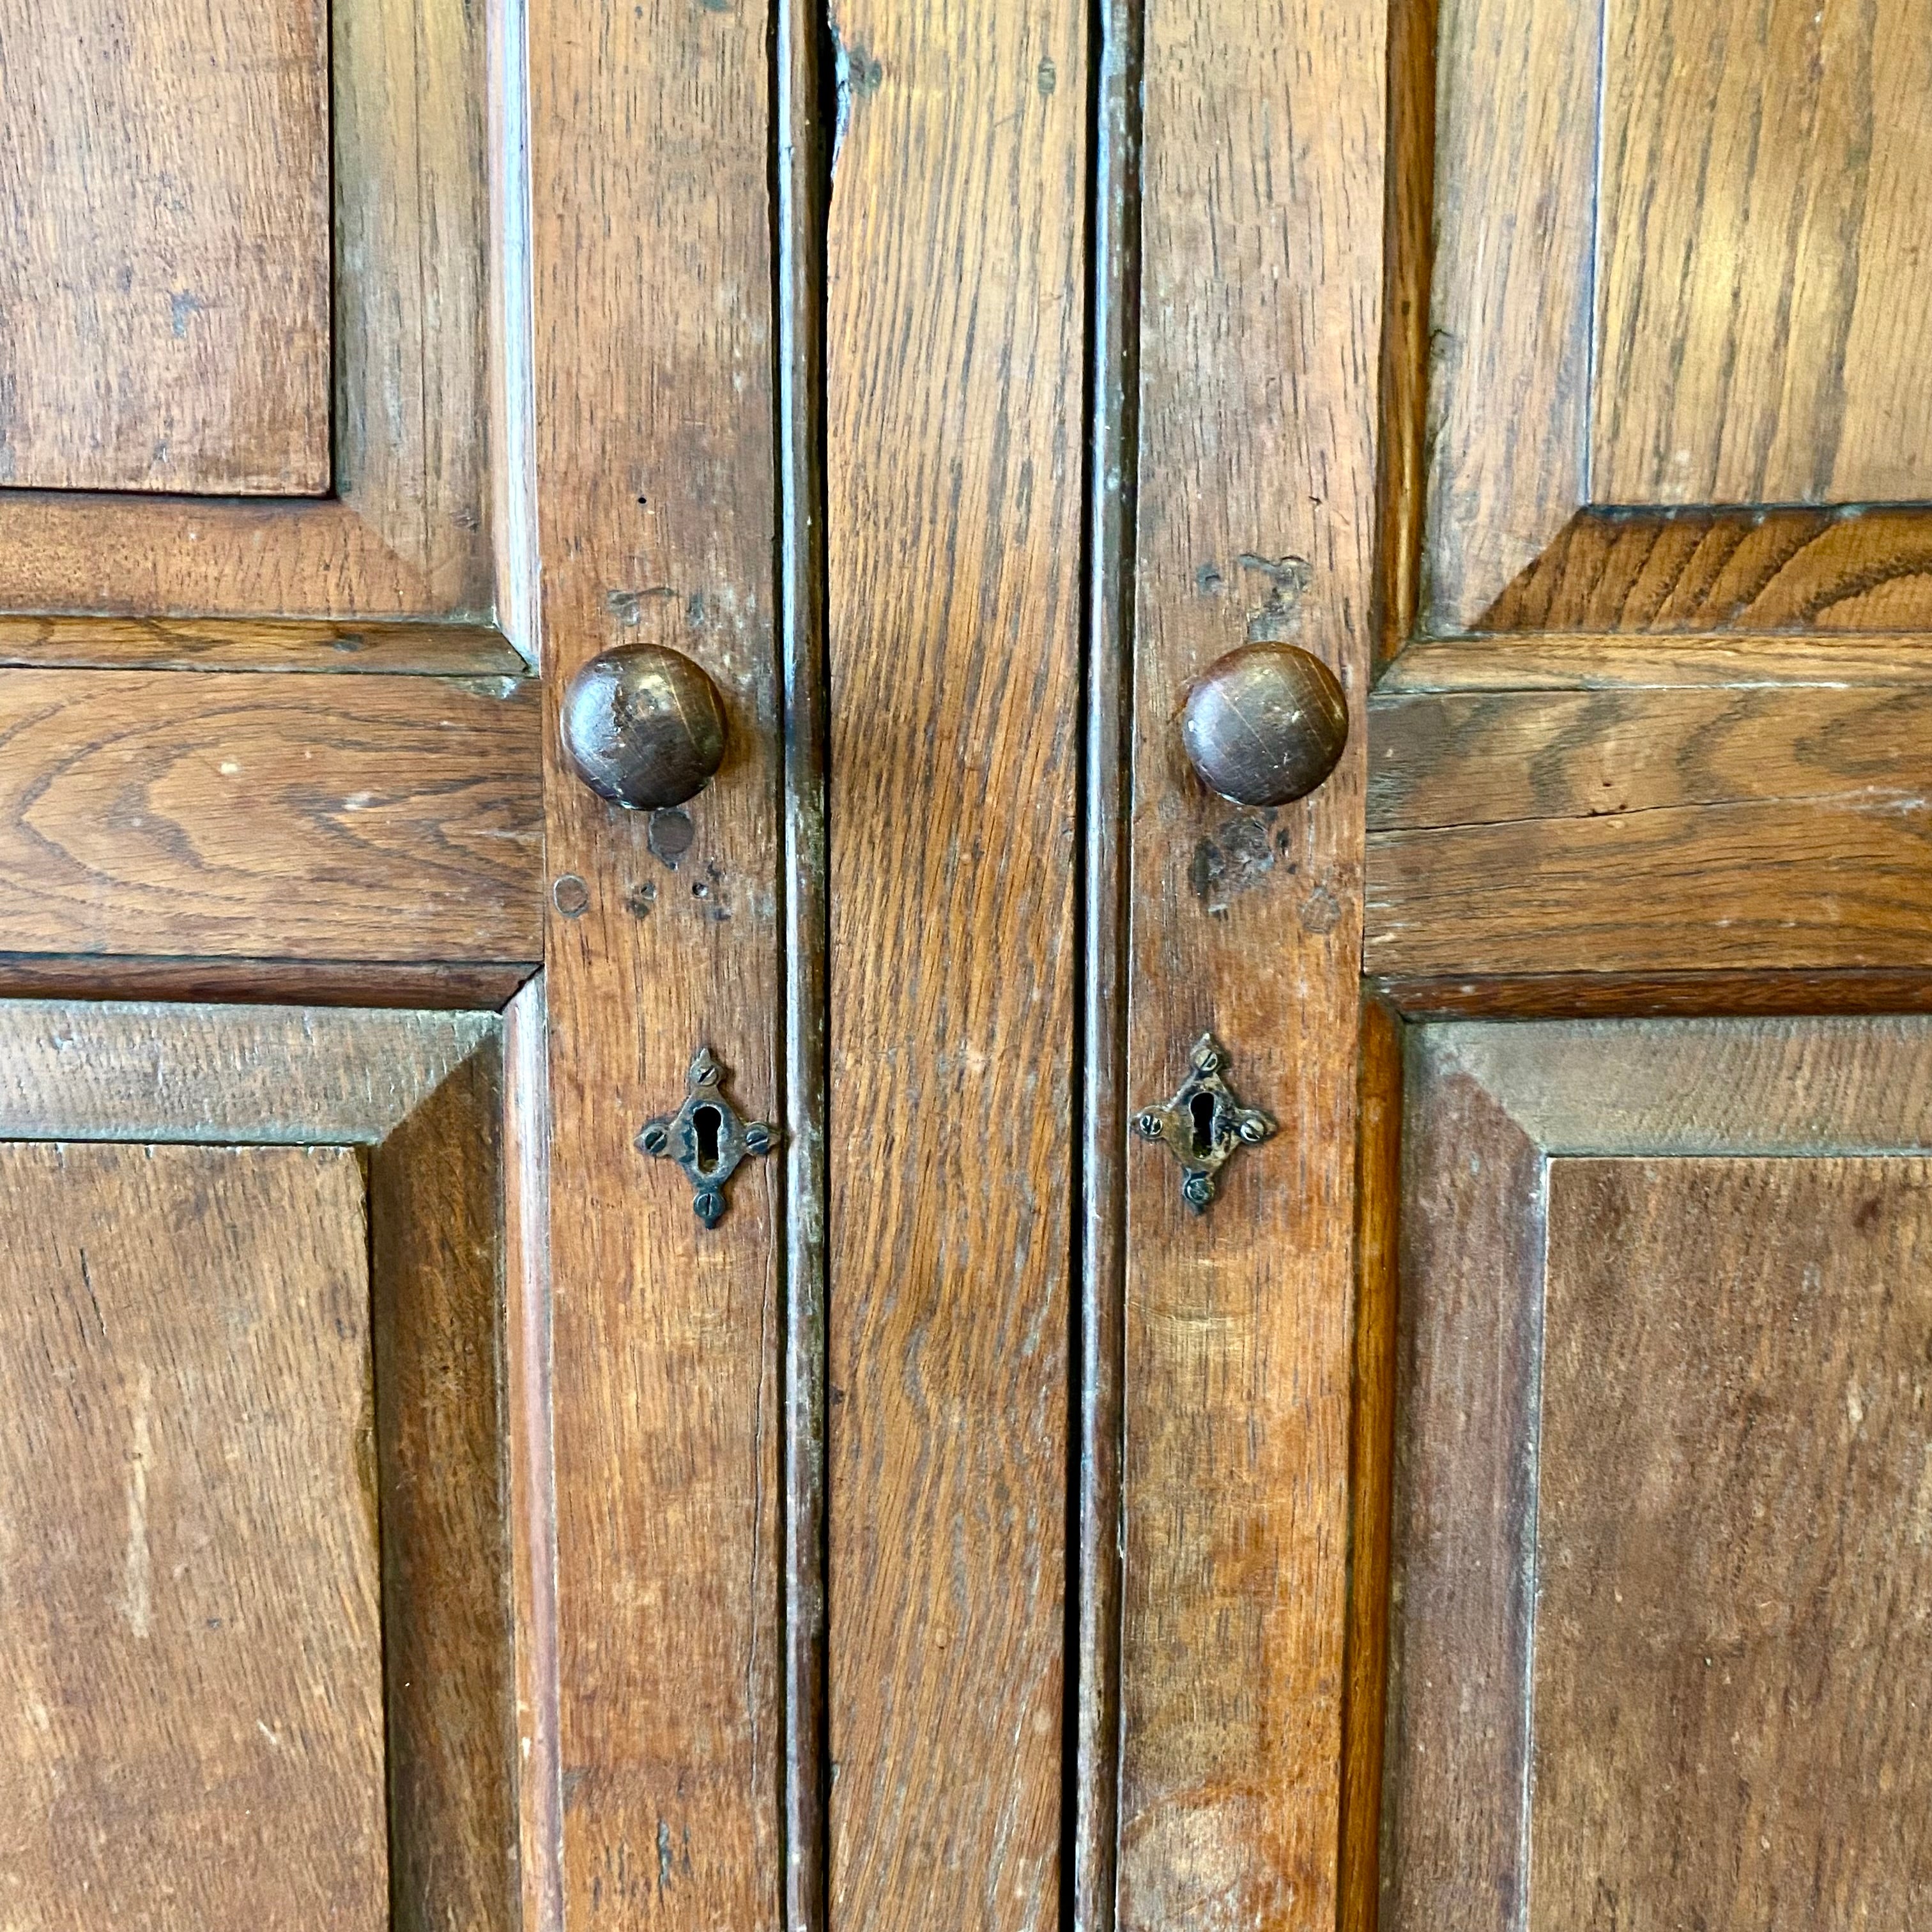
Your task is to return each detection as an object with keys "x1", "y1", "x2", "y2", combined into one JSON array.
[
  {"x1": 1189, "y1": 1091, "x2": 1216, "y2": 1157},
  {"x1": 694, "y1": 1104, "x2": 723, "y2": 1175}
]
